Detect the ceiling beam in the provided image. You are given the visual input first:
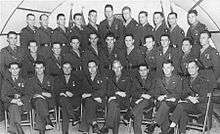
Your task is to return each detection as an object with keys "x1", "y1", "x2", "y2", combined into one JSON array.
[
  {"x1": 190, "y1": 0, "x2": 204, "y2": 10},
  {"x1": 17, "y1": 7, "x2": 51, "y2": 14}
]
